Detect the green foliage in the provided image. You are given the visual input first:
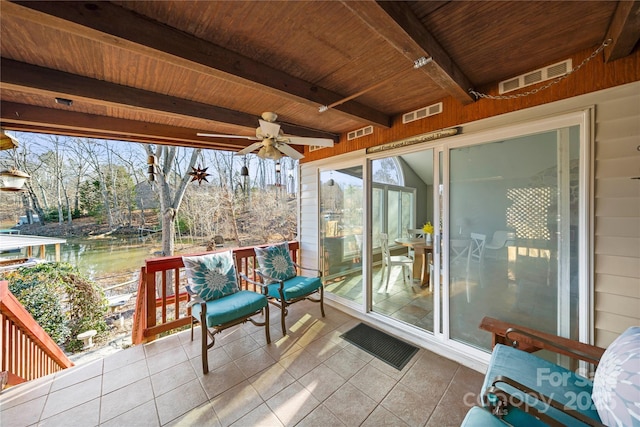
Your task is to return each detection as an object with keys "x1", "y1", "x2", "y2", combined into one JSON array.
[
  {"x1": 43, "y1": 207, "x2": 82, "y2": 222},
  {"x1": 2, "y1": 263, "x2": 108, "y2": 352},
  {"x1": 78, "y1": 180, "x2": 103, "y2": 219}
]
